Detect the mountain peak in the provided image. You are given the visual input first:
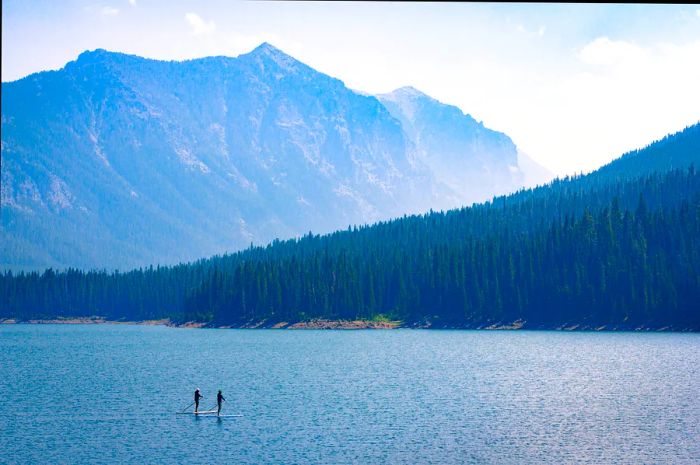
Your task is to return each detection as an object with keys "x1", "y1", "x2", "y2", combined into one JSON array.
[
  {"x1": 377, "y1": 86, "x2": 438, "y2": 121},
  {"x1": 243, "y1": 42, "x2": 300, "y2": 73},
  {"x1": 392, "y1": 86, "x2": 430, "y2": 98},
  {"x1": 76, "y1": 48, "x2": 113, "y2": 62},
  {"x1": 379, "y1": 86, "x2": 438, "y2": 108},
  {"x1": 252, "y1": 42, "x2": 281, "y2": 54},
  {"x1": 70, "y1": 49, "x2": 144, "y2": 70},
  {"x1": 248, "y1": 42, "x2": 292, "y2": 60}
]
